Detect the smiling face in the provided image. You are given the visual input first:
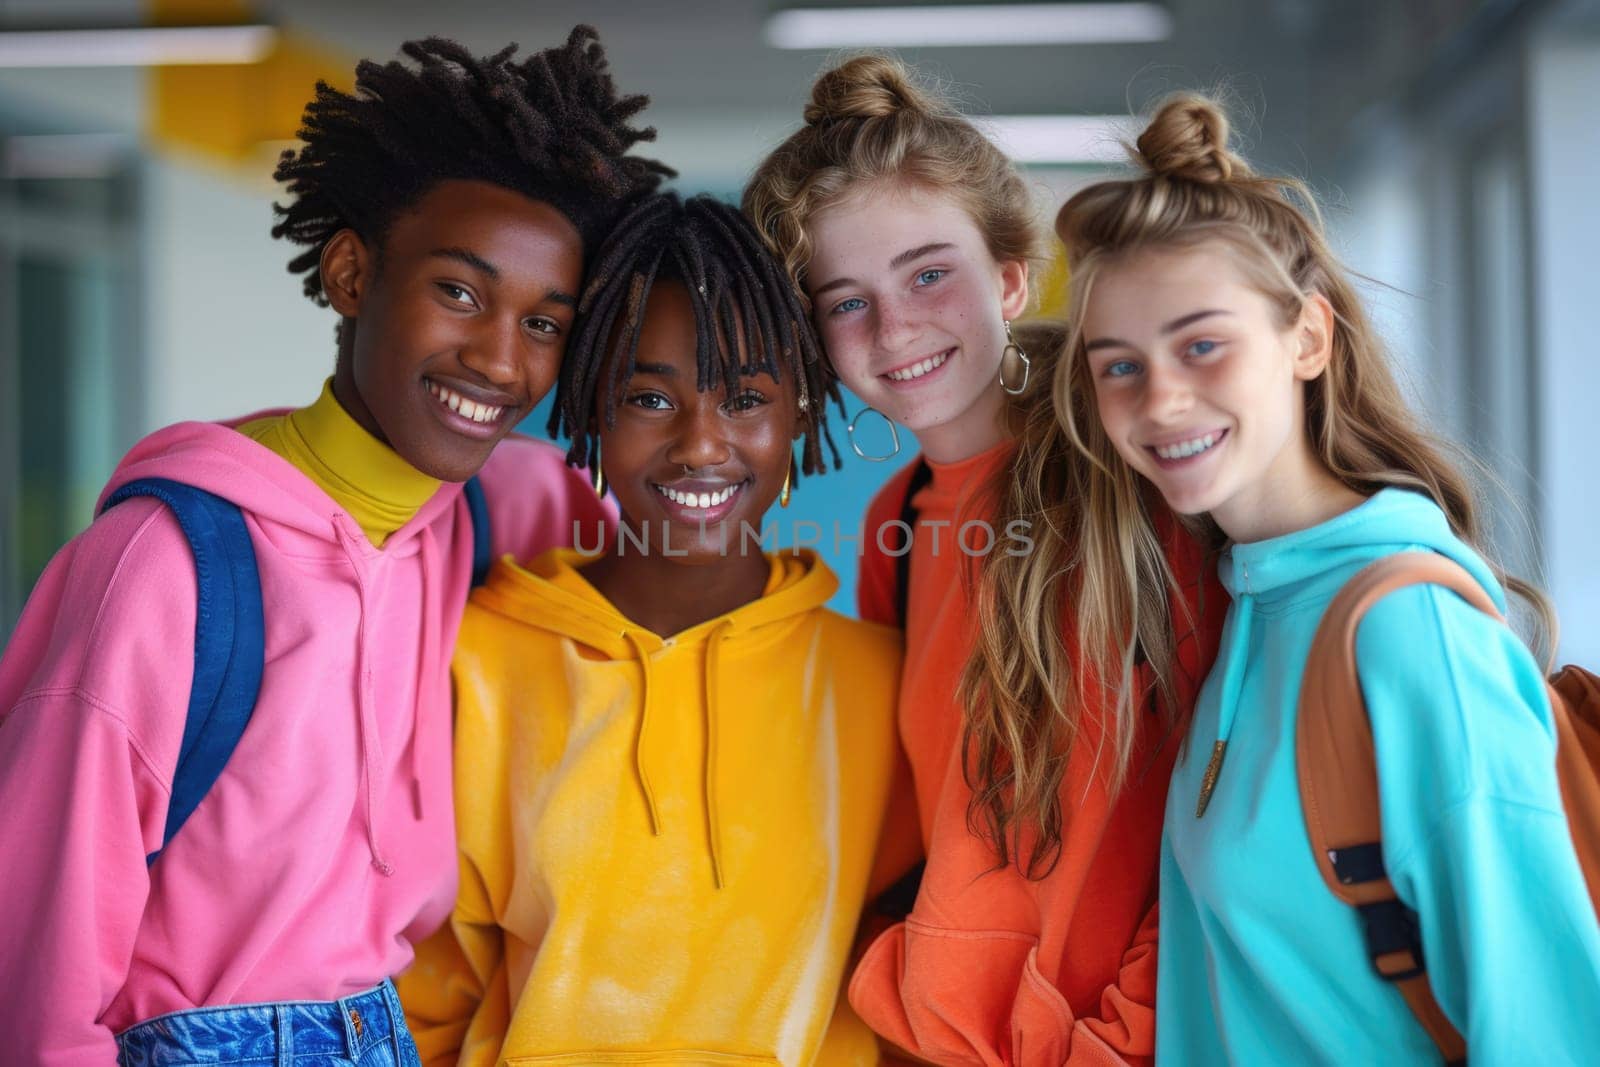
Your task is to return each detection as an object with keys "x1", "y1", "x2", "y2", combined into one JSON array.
[
  {"x1": 805, "y1": 182, "x2": 1029, "y2": 463},
  {"x1": 598, "y1": 279, "x2": 798, "y2": 563},
  {"x1": 1081, "y1": 242, "x2": 1335, "y2": 541},
  {"x1": 323, "y1": 179, "x2": 583, "y2": 482}
]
